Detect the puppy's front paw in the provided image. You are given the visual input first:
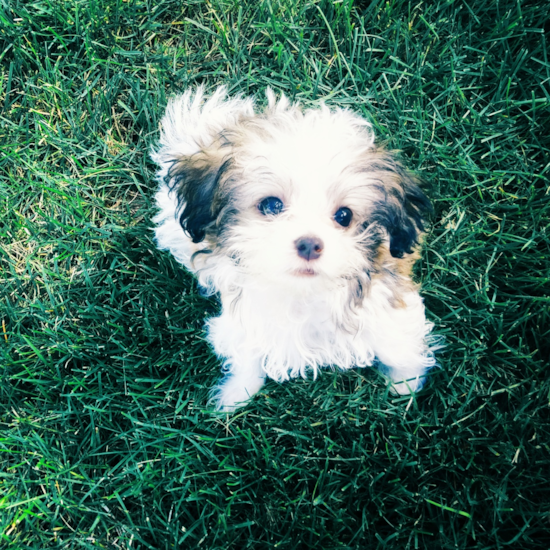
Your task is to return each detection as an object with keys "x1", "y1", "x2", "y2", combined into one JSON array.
[
  {"x1": 210, "y1": 373, "x2": 265, "y2": 412},
  {"x1": 379, "y1": 365, "x2": 427, "y2": 395},
  {"x1": 388, "y1": 375, "x2": 426, "y2": 395}
]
